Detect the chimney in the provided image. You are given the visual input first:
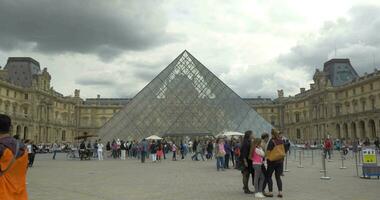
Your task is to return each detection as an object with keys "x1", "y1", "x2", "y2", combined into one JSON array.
[
  {"x1": 97, "y1": 94, "x2": 100, "y2": 99},
  {"x1": 277, "y1": 89, "x2": 284, "y2": 98},
  {"x1": 300, "y1": 88, "x2": 305, "y2": 93}
]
